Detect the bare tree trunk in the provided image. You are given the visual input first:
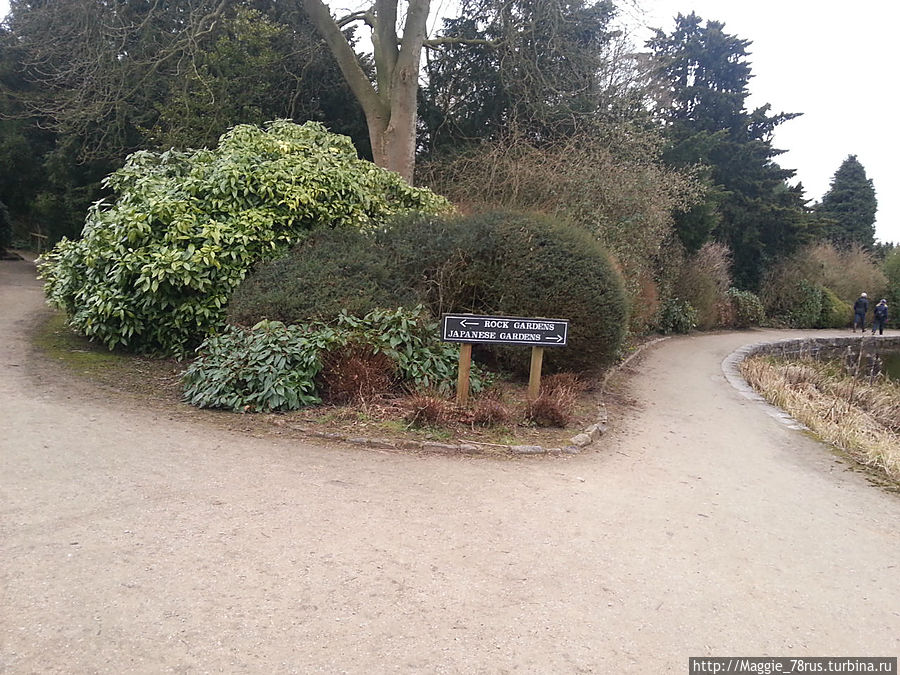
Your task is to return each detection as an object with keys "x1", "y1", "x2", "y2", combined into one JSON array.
[{"x1": 301, "y1": 0, "x2": 430, "y2": 184}]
